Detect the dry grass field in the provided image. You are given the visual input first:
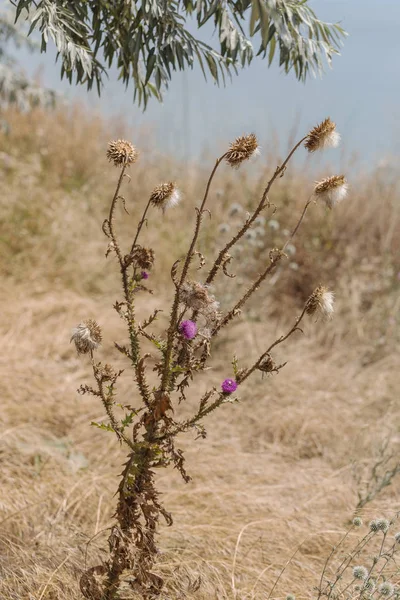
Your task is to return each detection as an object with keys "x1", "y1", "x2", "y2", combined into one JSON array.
[{"x1": 1, "y1": 106, "x2": 400, "y2": 599}]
